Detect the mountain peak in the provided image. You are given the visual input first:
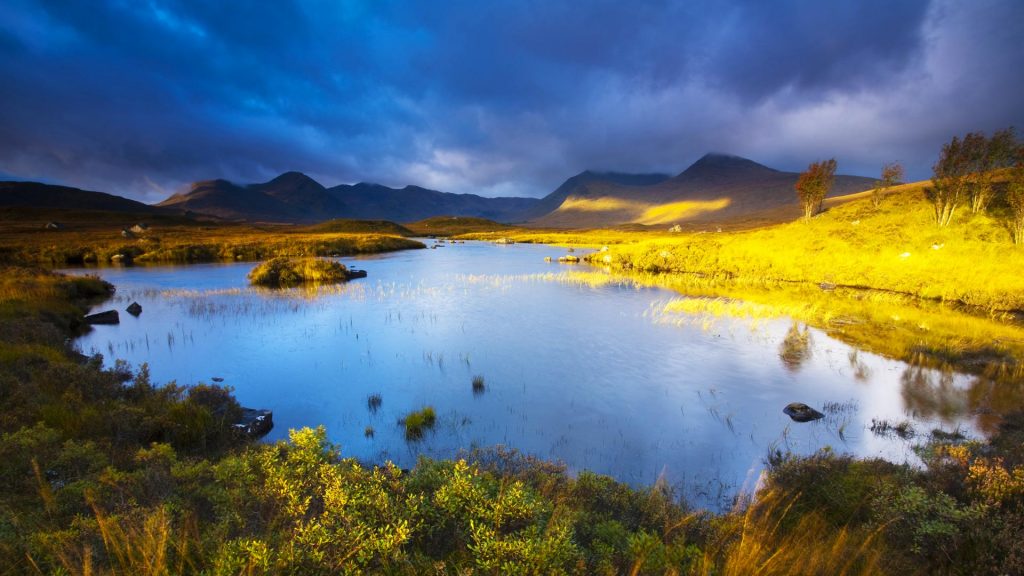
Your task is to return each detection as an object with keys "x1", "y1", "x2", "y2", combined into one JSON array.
[
  {"x1": 680, "y1": 153, "x2": 778, "y2": 178},
  {"x1": 263, "y1": 171, "x2": 322, "y2": 188}
]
